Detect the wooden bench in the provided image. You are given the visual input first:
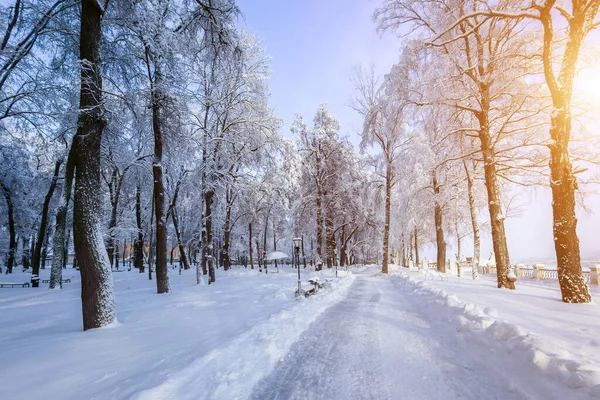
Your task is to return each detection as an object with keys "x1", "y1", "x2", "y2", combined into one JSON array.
[
  {"x1": 0, "y1": 282, "x2": 30, "y2": 288},
  {"x1": 41, "y1": 278, "x2": 72, "y2": 284}
]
